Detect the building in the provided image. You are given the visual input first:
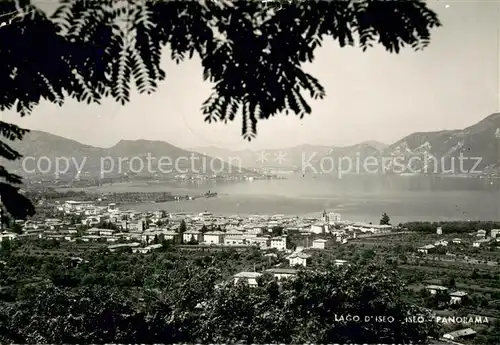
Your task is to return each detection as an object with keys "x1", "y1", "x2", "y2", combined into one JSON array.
[
  {"x1": 233, "y1": 272, "x2": 262, "y2": 287},
  {"x1": 451, "y1": 238, "x2": 462, "y2": 244},
  {"x1": 0, "y1": 232, "x2": 17, "y2": 242},
  {"x1": 351, "y1": 223, "x2": 392, "y2": 233},
  {"x1": 183, "y1": 230, "x2": 202, "y2": 243},
  {"x1": 434, "y1": 240, "x2": 448, "y2": 247},
  {"x1": 264, "y1": 268, "x2": 298, "y2": 281},
  {"x1": 87, "y1": 228, "x2": 104, "y2": 236},
  {"x1": 64, "y1": 200, "x2": 94, "y2": 212},
  {"x1": 224, "y1": 236, "x2": 248, "y2": 246},
  {"x1": 45, "y1": 218, "x2": 63, "y2": 229},
  {"x1": 224, "y1": 229, "x2": 245, "y2": 238},
  {"x1": 310, "y1": 223, "x2": 325, "y2": 234},
  {"x1": 81, "y1": 235, "x2": 100, "y2": 242},
  {"x1": 270, "y1": 235, "x2": 287, "y2": 251},
  {"x1": 133, "y1": 243, "x2": 163, "y2": 254},
  {"x1": 121, "y1": 219, "x2": 145, "y2": 232},
  {"x1": 288, "y1": 252, "x2": 311, "y2": 267},
  {"x1": 449, "y1": 291, "x2": 468, "y2": 304},
  {"x1": 82, "y1": 216, "x2": 101, "y2": 227},
  {"x1": 417, "y1": 244, "x2": 435, "y2": 254},
  {"x1": 477, "y1": 229, "x2": 486, "y2": 238},
  {"x1": 436, "y1": 226, "x2": 442, "y2": 235},
  {"x1": 247, "y1": 227, "x2": 263, "y2": 235},
  {"x1": 312, "y1": 238, "x2": 328, "y2": 250},
  {"x1": 108, "y1": 243, "x2": 140, "y2": 252},
  {"x1": 203, "y1": 231, "x2": 225, "y2": 245},
  {"x1": 333, "y1": 259, "x2": 348, "y2": 266},
  {"x1": 163, "y1": 230, "x2": 181, "y2": 244},
  {"x1": 491, "y1": 229, "x2": 500, "y2": 238},
  {"x1": 328, "y1": 212, "x2": 341, "y2": 223},
  {"x1": 242, "y1": 232, "x2": 257, "y2": 239},
  {"x1": 248, "y1": 236, "x2": 270, "y2": 249},
  {"x1": 473, "y1": 238, "x2": 491, "y2": 247},
  {"x1": 442, "y1": 328, "x2": 477, "y2": 341},
  {"x1": 100, "y1": 229, "x2": 116, "y2": 236},
  {"x1": 141, "y1": 230, "x2": 166, "y2": 244},
  {"x1": 425, "y1": 285, "x2": 448, "y2": 295}
]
